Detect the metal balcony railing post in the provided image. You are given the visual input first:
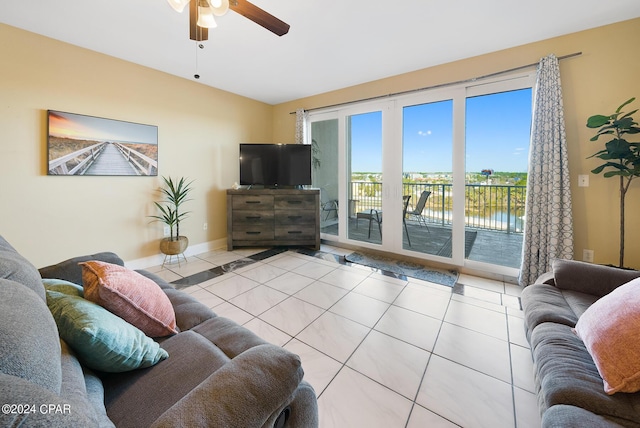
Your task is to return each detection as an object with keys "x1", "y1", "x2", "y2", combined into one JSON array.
[{"x1": 507, "y1": 186, "x2": 512, "y2": 234}]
